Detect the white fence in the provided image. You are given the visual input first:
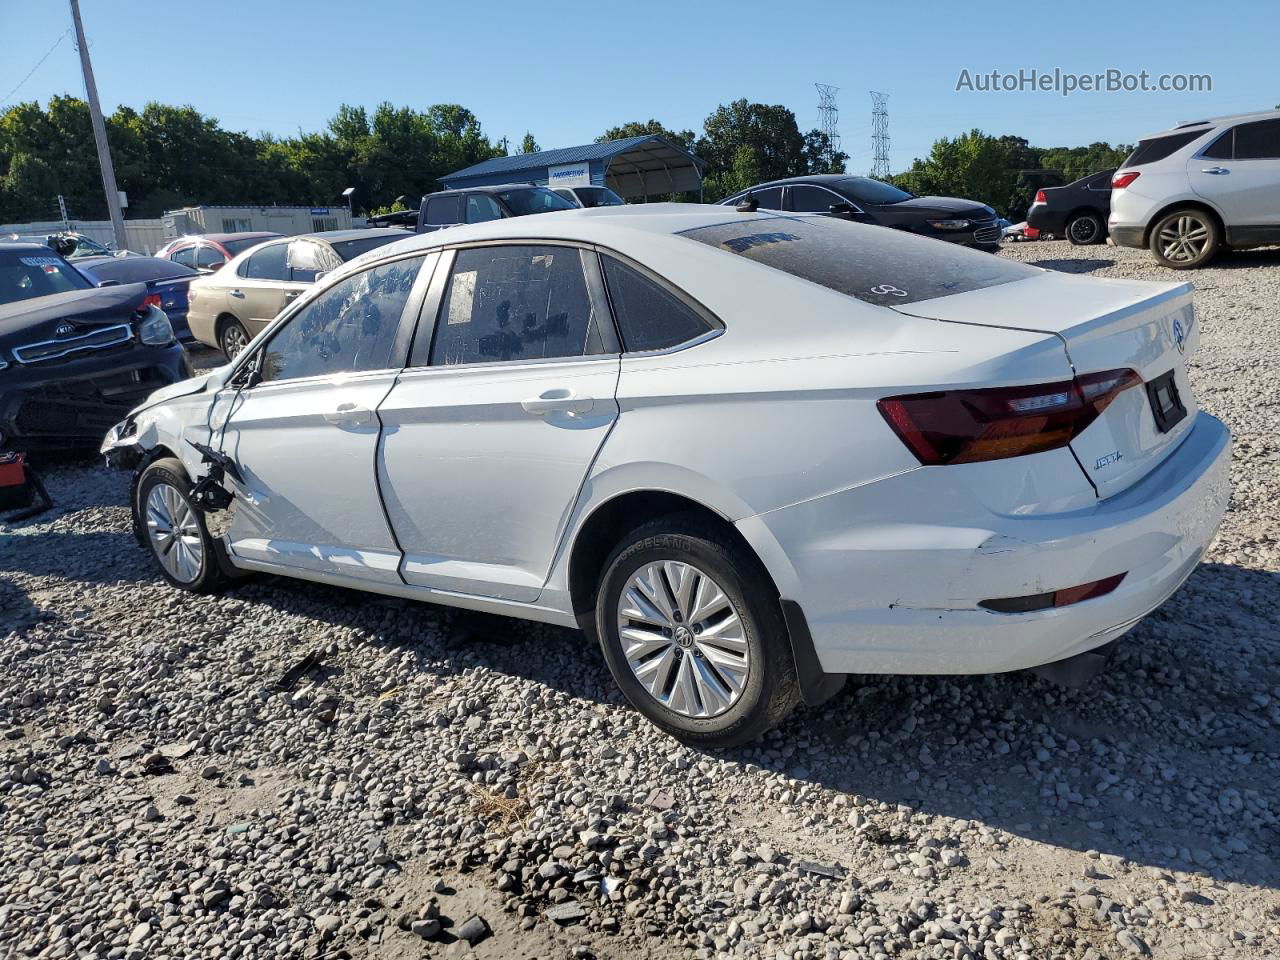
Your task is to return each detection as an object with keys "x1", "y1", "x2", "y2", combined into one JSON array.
[{"x1": 0, "y1": 218, "x2": 169, "y2": 255}]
